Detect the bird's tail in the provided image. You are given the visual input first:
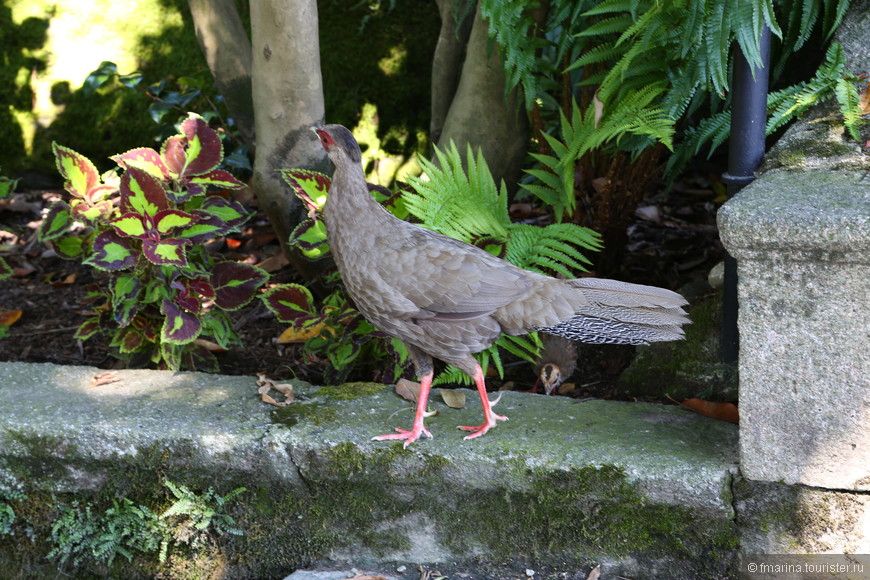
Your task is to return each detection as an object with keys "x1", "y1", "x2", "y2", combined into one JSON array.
[{"x1": 536, "y1": 278, "x2": 690, "y2": 346}]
